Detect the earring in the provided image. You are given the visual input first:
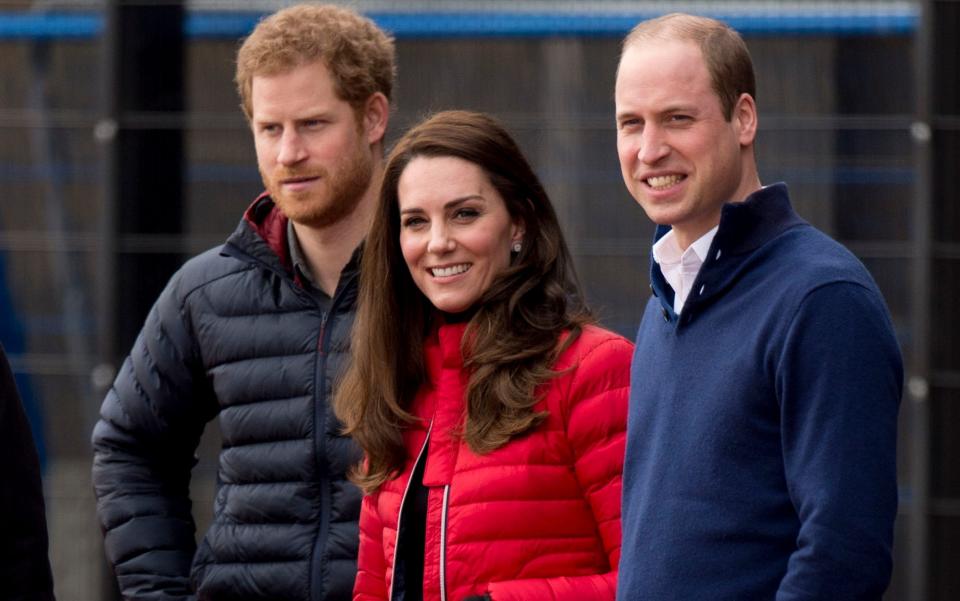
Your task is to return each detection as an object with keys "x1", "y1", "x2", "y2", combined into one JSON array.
[{"x1": 512, "y1": 241, "x2": 522, "y2": 253}]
